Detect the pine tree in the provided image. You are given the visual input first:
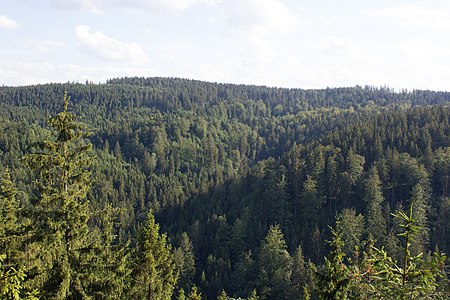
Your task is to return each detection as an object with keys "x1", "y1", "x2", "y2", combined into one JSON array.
[
  {"x1": 217, "y1": 290, "x2": 228, "y2": 300},
  {"x1": 316, "y1": 219, "x2": 352, "y2": 300},
  {"x1": 0, "y1": 170, "x2": 38, "y2": 300},
  {"x1": 410, "y1": 184, "x2": 429, "y2": 255},
  {"x1": 339, "y1": 208, "x2": 365, "y2": 259},
  {"x1": 247, "y1": 289, "x2": 258, "y2": 300},
  {"x1": 23, "y1": 93, "x2": 128, "y2": 299},
  {"x1": 174, "y1": 232, "x2": 196, "y2": 291},
  {"x1": 187, "y1": 286, "x2": 202, "y2": 300},
  {"x1": 290, "y1": 245, "x2": 307, "y2": 298},
  {"x1": 132, "y1": 210, "x2": 178, "y2": 299},
  {"x1": 257, "y1": 224, "x2": 292, "y2": 300},
  {"x1": 364, "y1": 166, "x2": 387, "y2": 244},
  {"x1": 0, "y1": 169, "x2": 22, "y2": 266},
  {"x1": 0, "y1": 254, "x2": 38, "y2": 300},
  {"x1": 362, "y1": 206, "x2": 446, "y2": 299},
  {"x1": 23, "y1": 93, "x2": 96, "y2": 298}
]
